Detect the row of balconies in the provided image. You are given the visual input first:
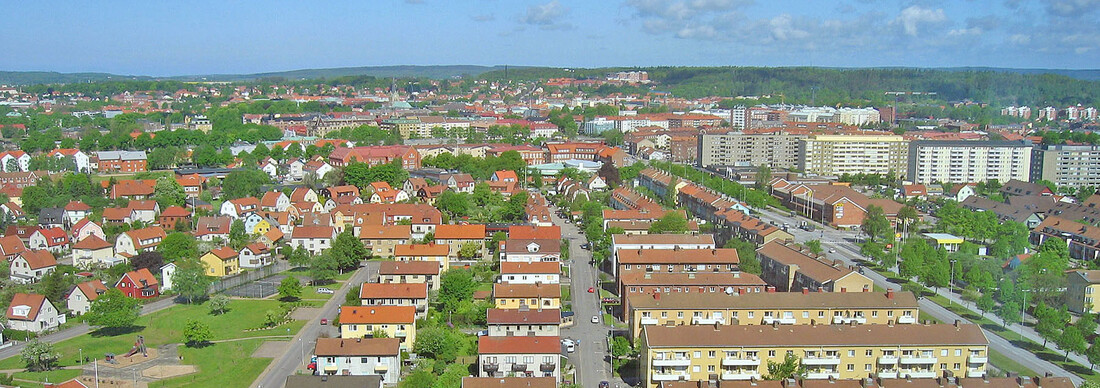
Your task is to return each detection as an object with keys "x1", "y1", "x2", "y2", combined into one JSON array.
[{"x1": 482, "y1": 362, "x2": 556, "y2": 373}]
